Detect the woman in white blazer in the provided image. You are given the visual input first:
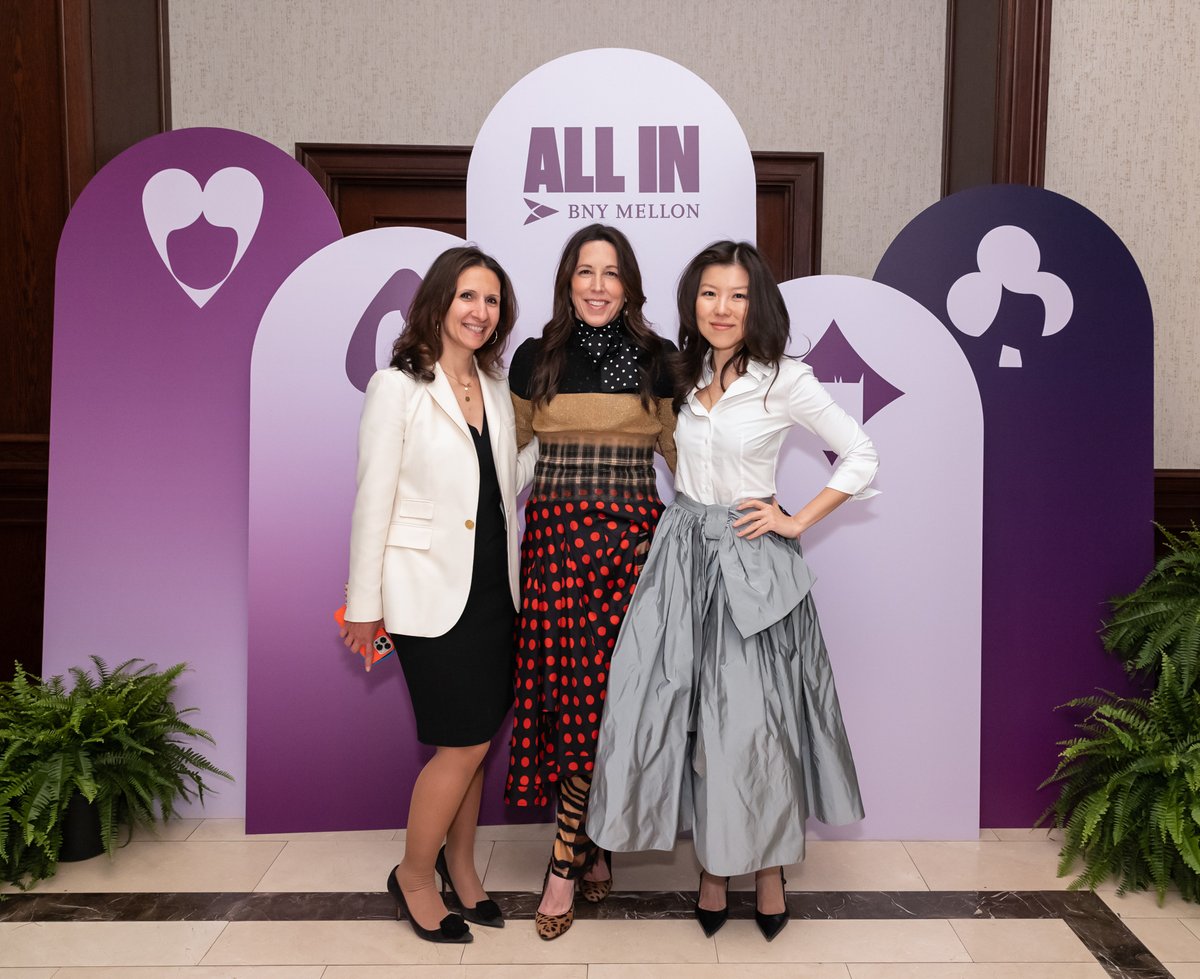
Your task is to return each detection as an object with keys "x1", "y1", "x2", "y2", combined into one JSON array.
[{"x1": 341, "y1": 246, "x2": 537, "y2": 945}]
